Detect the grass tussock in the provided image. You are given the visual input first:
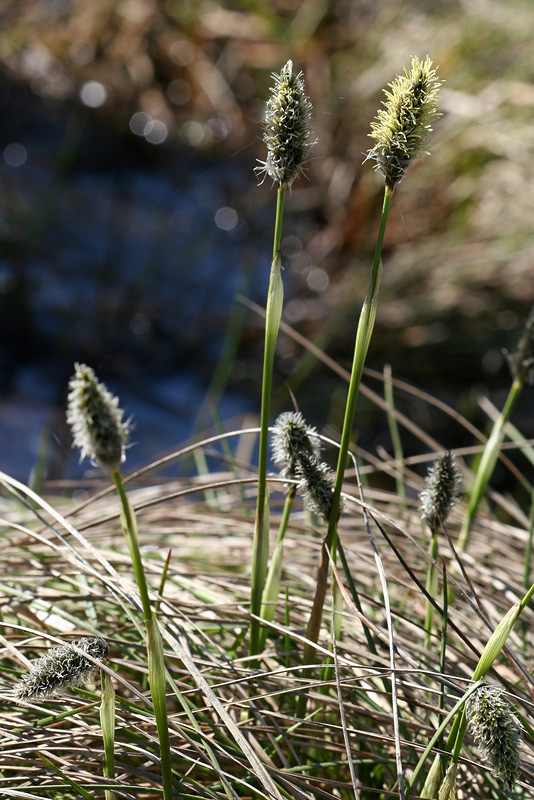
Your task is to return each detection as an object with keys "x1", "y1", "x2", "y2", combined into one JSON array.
[
  {"x1": 1, "y1": 49, "x2": 534, "y2": 800},
  {"x1": 1, "y1": 388, "x2": 534, "y2": 797}
]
